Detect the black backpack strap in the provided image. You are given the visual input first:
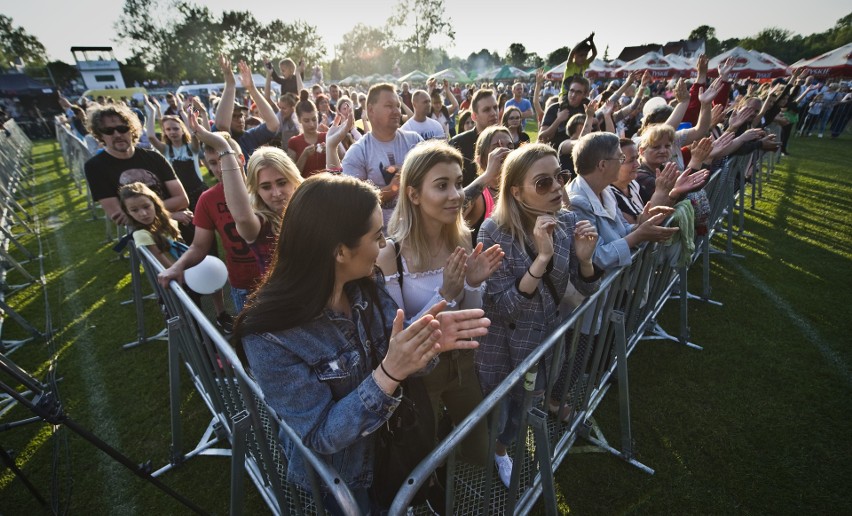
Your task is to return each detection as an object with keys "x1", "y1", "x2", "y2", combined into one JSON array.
[{"x1": 393, "y1": 241, "x2": 404, "y2": 290}]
